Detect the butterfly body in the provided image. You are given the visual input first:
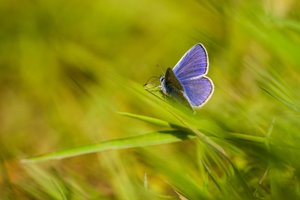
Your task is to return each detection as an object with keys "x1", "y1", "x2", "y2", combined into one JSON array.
[{"x1": 159, "y1": 44, "x2": 214, "y2": 109}]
